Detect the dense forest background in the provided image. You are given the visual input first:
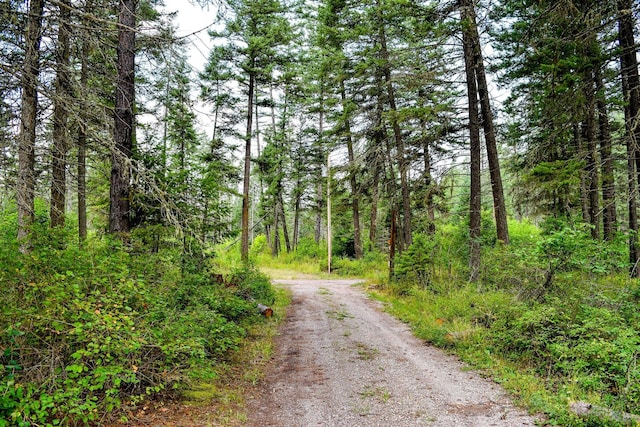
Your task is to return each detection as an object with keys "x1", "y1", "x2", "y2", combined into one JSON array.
[{"x1": 1, "y1": 0, "x2": 640, "y2": 425}]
